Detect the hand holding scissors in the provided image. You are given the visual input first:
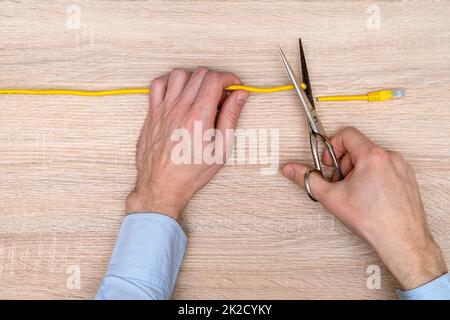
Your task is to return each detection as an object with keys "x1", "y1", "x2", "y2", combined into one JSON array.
[{"x1": 278, "y1": 39, "x2": 343, "y2": 201}]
